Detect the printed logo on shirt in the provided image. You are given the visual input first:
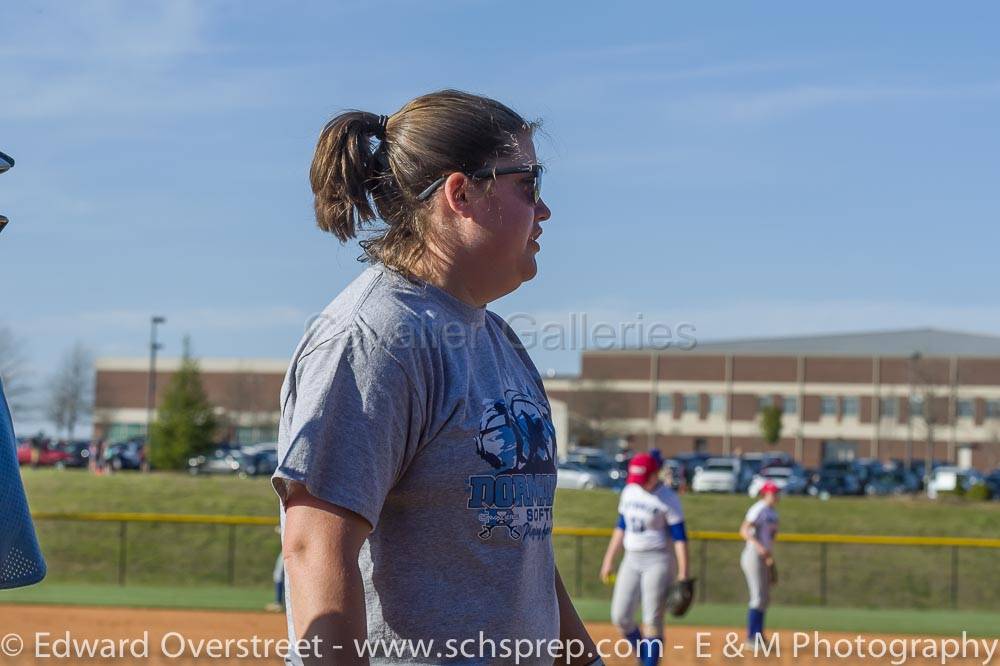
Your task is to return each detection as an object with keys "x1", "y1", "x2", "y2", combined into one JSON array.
[{"x1": 466, "y1": 389, "x2": 557, "y2": 542}]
